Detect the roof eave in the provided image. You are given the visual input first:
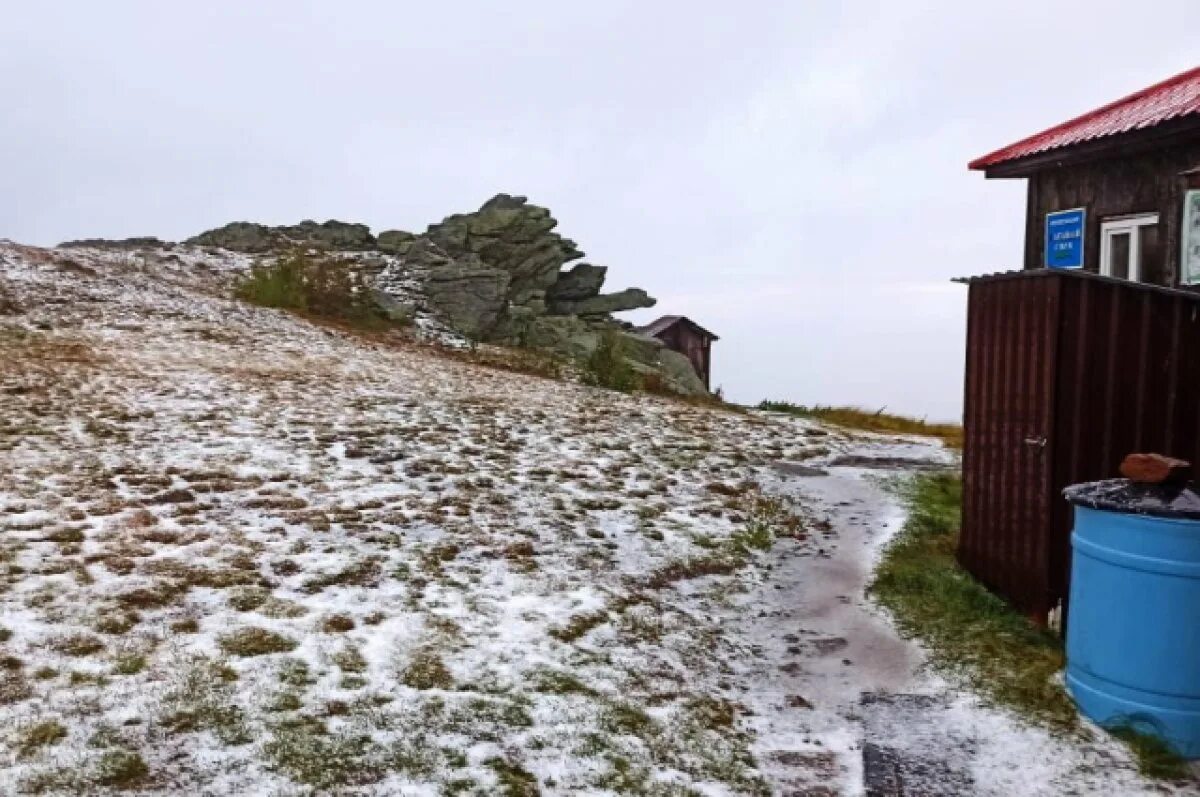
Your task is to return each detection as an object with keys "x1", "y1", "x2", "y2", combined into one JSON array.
[{"x1": 971, "y1": 116, "x2": 1200, "y2": 178}]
